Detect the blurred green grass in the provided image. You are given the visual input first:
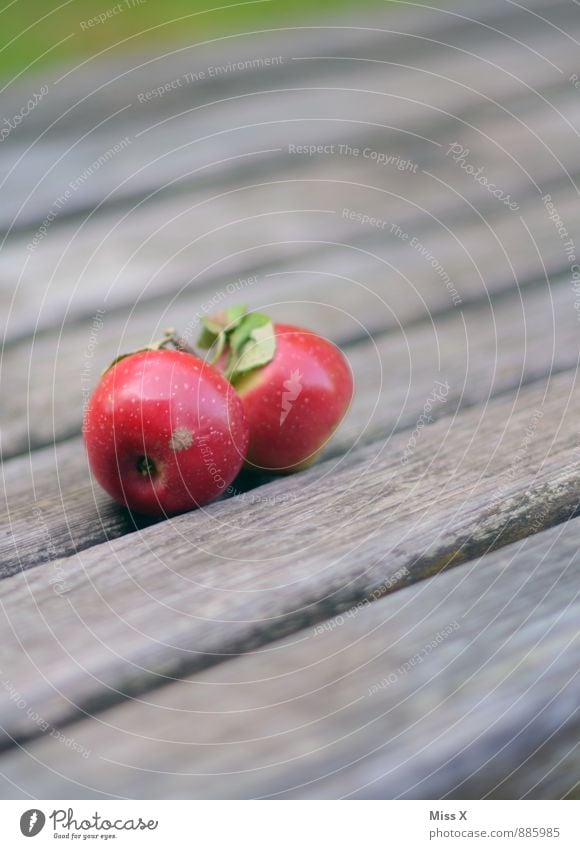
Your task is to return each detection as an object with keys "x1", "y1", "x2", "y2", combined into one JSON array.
[{"x1": 0, "y1": 0, "x2": 388, "y2": 82}]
